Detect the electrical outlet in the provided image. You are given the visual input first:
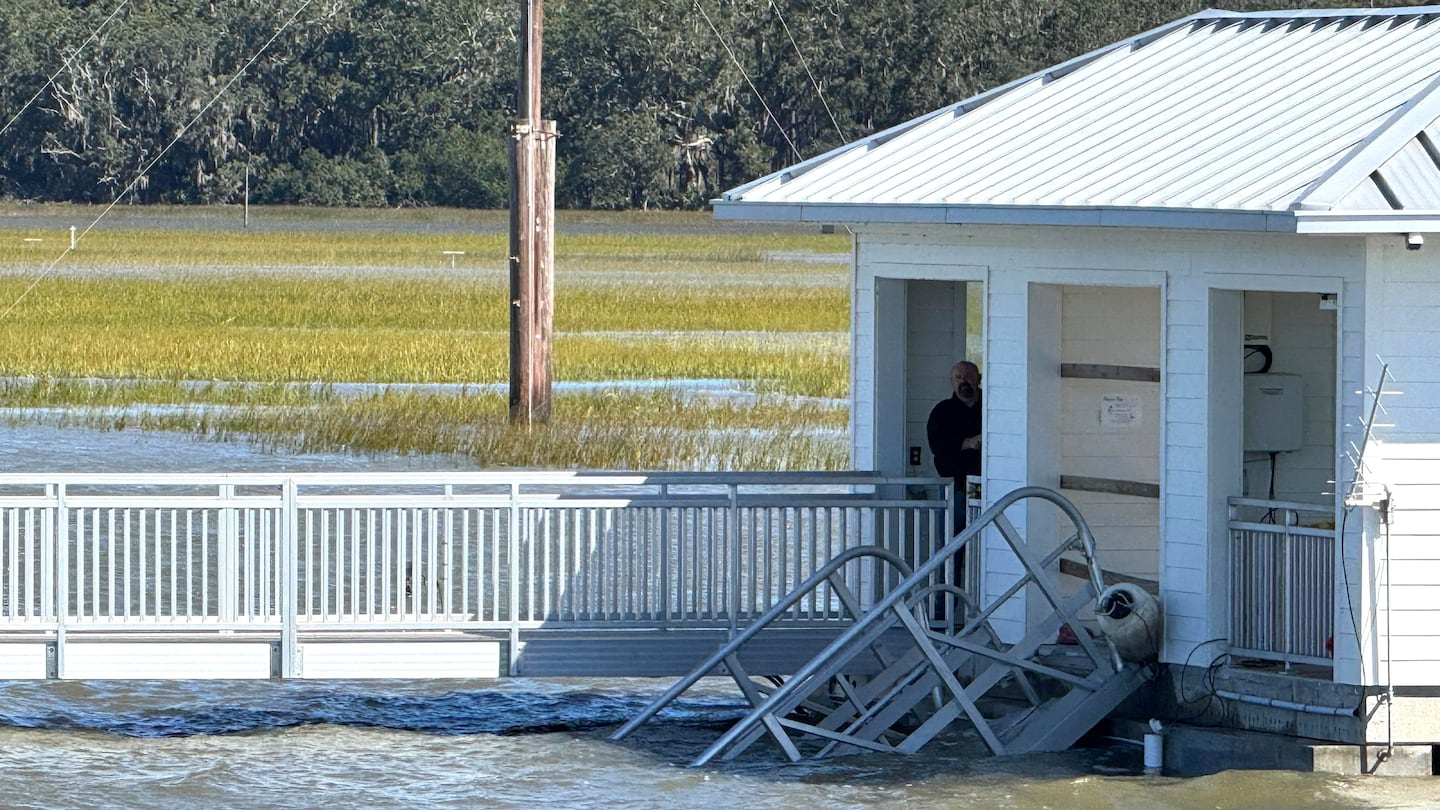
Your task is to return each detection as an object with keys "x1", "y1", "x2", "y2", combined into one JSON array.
[{"x1": 909, "y1": 446, "x2": 922, "y2": 466}]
